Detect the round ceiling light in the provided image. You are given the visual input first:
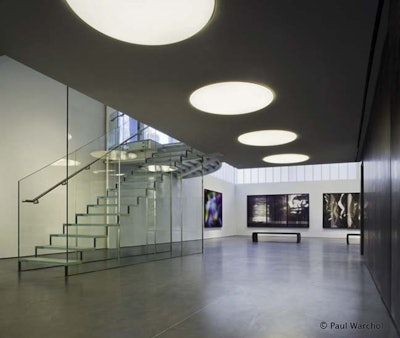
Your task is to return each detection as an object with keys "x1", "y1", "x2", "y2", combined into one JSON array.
[
  {"x1": 65, "y1": 0, "x2": 215, "y2": 45},
  {"x1": 263, "y1": 153, "x2": 309, "y2": 164},
  {"x1": 238, "y1": 130, "x2": 297, "y2": 146},
  {"x1": 189, "y1": 82, "x2": 274, "y2": 115}
]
